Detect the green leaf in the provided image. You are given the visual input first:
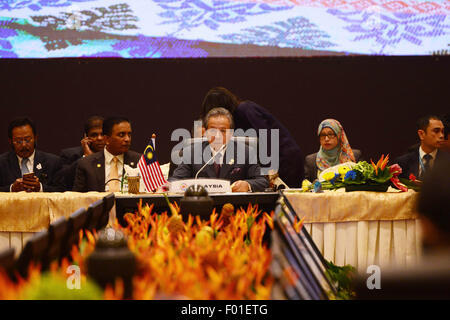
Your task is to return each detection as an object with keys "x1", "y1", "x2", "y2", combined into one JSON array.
[{"x1": 325, "y1": 260, "x2": 356, "y2": 300}]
